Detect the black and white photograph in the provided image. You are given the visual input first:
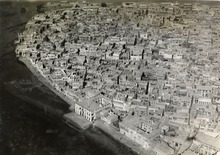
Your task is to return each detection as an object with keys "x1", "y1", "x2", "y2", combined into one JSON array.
[{"x1": 0, "y1": 0, "x2": 220, "y2": 155}]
